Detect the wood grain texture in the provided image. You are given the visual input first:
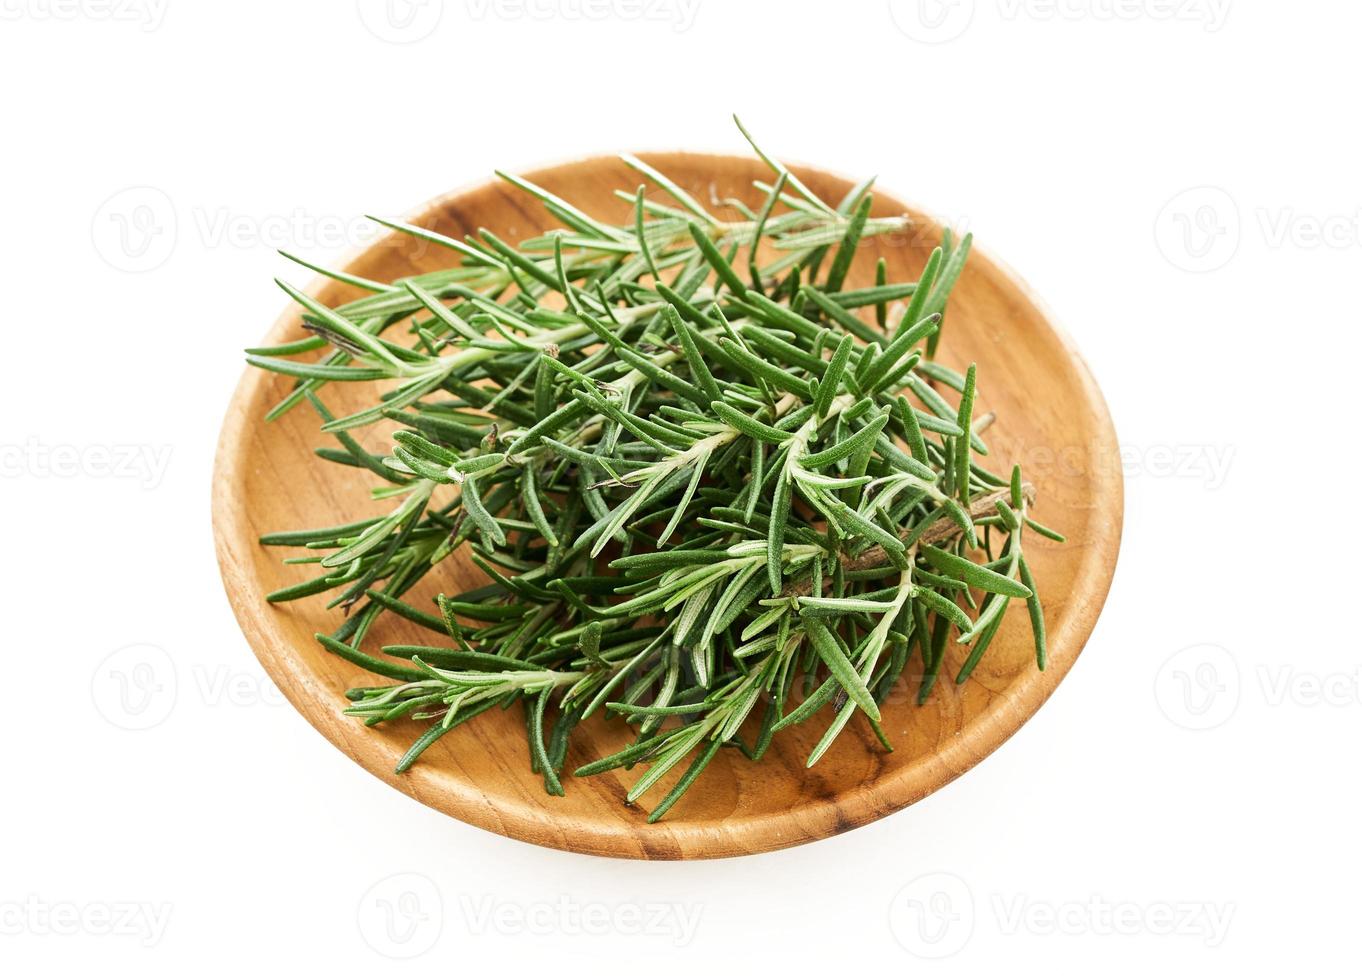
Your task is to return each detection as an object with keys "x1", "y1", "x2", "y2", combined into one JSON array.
[{"x1": 212, "y1": 153, "x2": 1123, "y2": 860}]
